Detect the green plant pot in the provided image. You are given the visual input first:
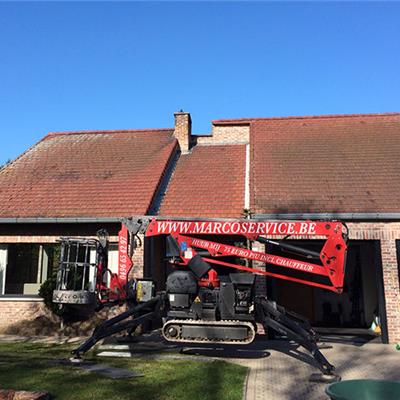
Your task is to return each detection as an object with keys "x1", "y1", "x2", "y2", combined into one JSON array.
[{"x1": 326, "y1": 380, "x2": 400, "y2": 400}]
